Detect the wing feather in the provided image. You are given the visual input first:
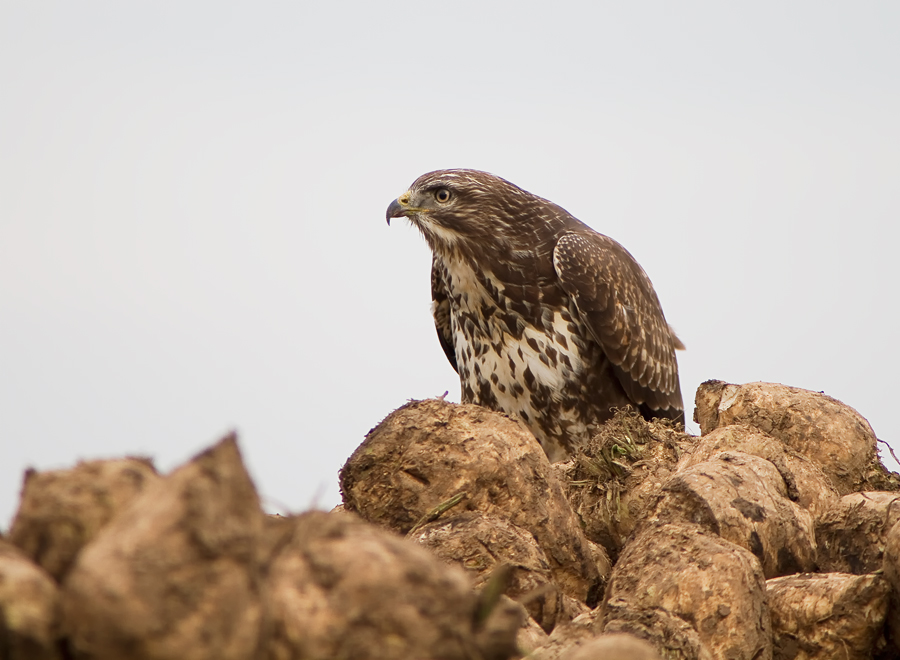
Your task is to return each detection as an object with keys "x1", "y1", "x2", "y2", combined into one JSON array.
[
  {"x1": 553, "y1": 231, "x2": 683, "y2": 416},
  {"x1": 431, "y1": 257, "x2": 459, "y2": 373}
]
